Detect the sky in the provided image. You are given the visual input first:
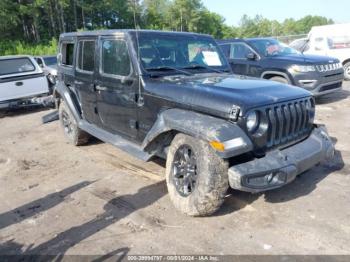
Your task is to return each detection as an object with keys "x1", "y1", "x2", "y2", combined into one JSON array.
[{"x1": 202, "y1": 0, "x2": 350, "y2": 26}]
